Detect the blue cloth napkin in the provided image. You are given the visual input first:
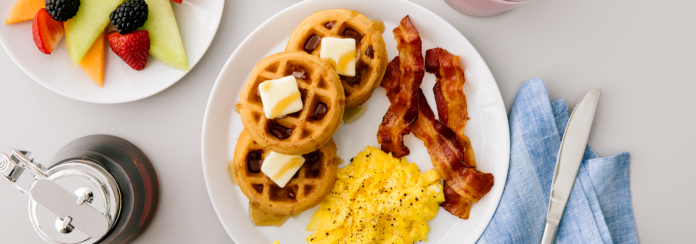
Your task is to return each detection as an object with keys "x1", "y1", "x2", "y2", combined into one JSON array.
[{"x1": 477, "y1": 78, "x2": 638, "y2": 244}]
